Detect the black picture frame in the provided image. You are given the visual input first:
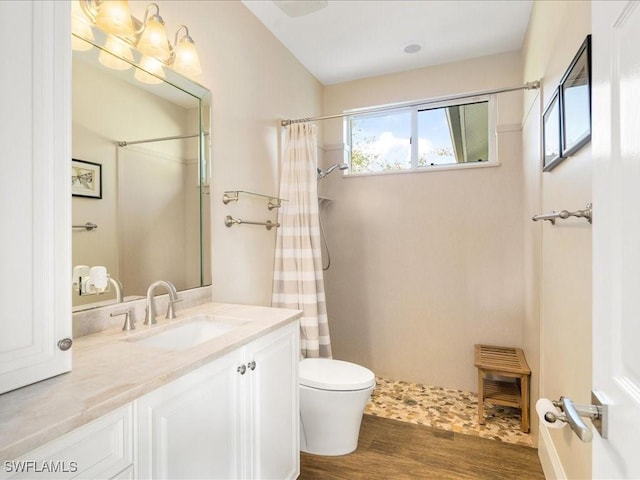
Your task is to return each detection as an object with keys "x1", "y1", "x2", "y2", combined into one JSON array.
[
  {"x1": 542, "y1": 88, "x2": 563, "y2": 172},
  {"x1": 560, "y1": 35, "x2": 592, "y2": 157},
  {"x1": 72, "y1": 159, "x2": 102, "y2": 199}
]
